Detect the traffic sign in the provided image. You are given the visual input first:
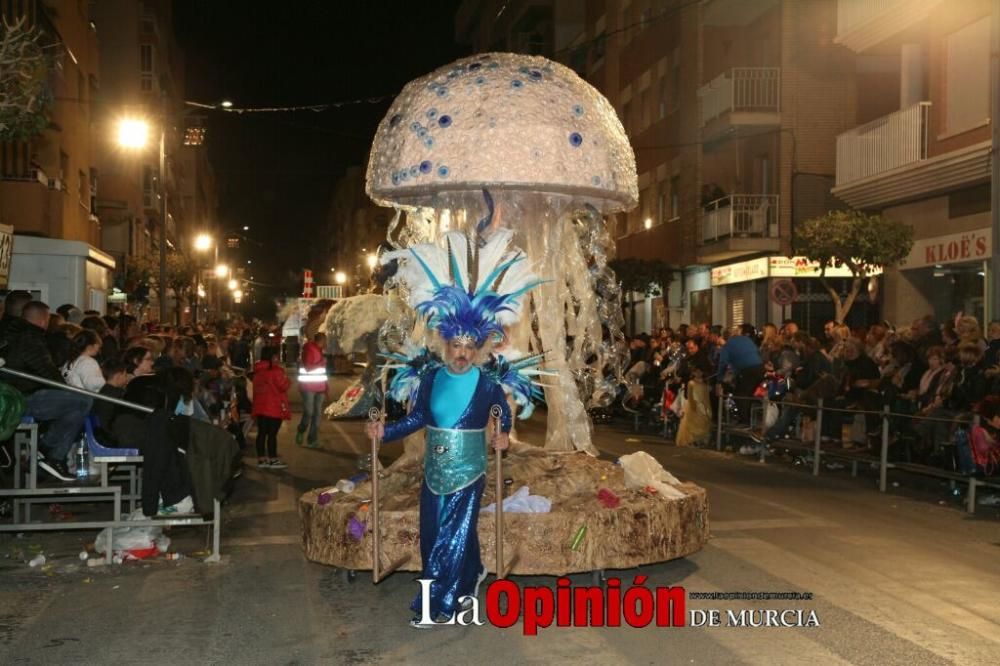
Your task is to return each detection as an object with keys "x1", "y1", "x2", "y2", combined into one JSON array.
[{"x1": 770, "y1": 279, "x2": 798, "y2": 306}]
